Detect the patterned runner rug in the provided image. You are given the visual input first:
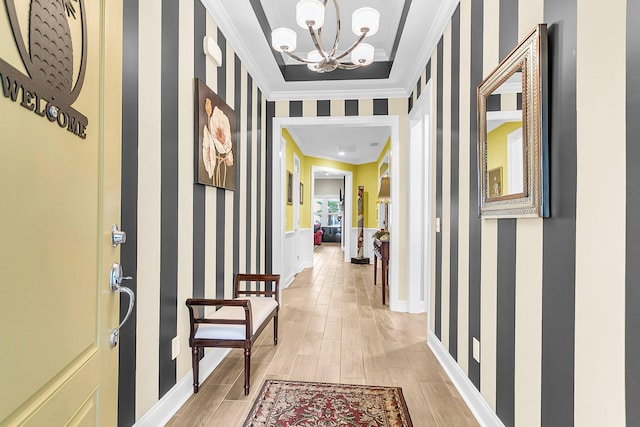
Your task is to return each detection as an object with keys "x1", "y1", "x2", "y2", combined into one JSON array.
[{"x1": 243, "y1": 380, "x2": 413, "y2": 426}]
